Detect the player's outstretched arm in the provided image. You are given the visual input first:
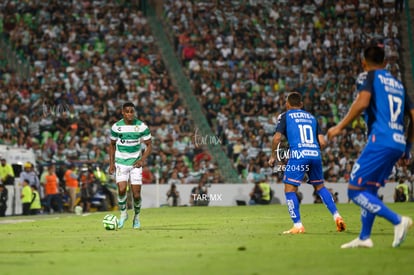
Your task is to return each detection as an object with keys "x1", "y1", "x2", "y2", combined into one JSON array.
[
  {"x1": 327, "y1": 91, "x2": 371, "y2": 140},
  {"x1": 141, "y1": 139, "x2": 153, "y2": 163},
  {"x1": 406, "y1": 109, "x2": 414, "y2": 143},
  {"x1": 403, "y1": 108, "x2": 414, "y2": 161},
  {"x1": 318, "y1": 134, "x2": 327, "y2": 150},
  {"x1": 134, "y1": 139, "x2": 153, "y2": 168},
  {"x1": 108, "y1": 140, "x2": 116, "y2": 174},
  {"x1": 269, "y1": 132, "x2": 282, "y2": 167}
]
